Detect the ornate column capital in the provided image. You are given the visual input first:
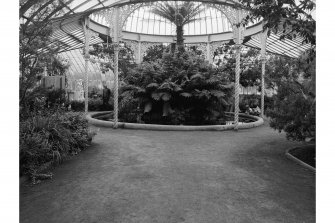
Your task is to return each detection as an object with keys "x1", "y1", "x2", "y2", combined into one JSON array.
[
  {"x1": 232, "y1": 44, "x2": 243, "y2": 50},
  {"x1": 84, "y1": 54, "x2": 90, "y2": 60},
  {"x1": 209, "y1": 41, "x2": 225, "y2": 65},
  {"x1": 112, "y1": 42, "x2": 120, "y2": 51},
  {"x1": 83, "y1": 28, "x2": 98, "y2": 59},
  {"x1": 123, "y1": 40, "x2": 140, "y2": 63},
  {"x1": 91, "y1": 3, "x2": 150, "y2": 43},
  {"x1": 260, "y1": 56, "x2": 267, "y2": 62}
]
